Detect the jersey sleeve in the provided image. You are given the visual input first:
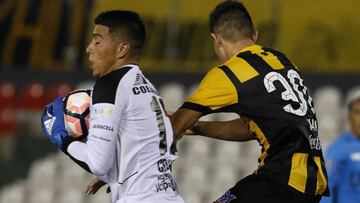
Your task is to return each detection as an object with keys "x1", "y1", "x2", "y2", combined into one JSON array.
[
  {"x1": 180, "y1": 67, "x2": 237, "y2": 114},
  {"x1": 65, "y1": 75, "x2": 127, "y2": 179}
]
